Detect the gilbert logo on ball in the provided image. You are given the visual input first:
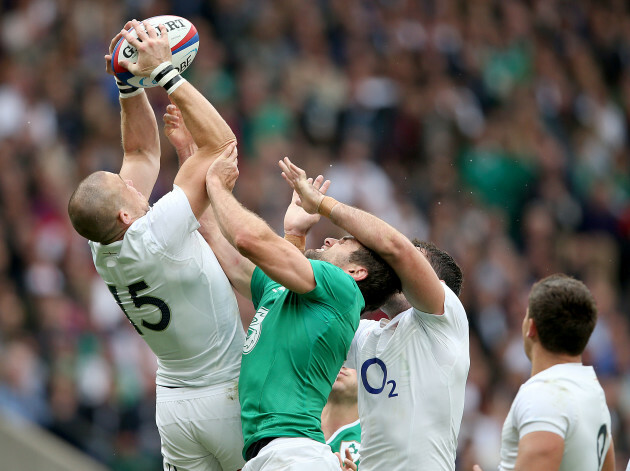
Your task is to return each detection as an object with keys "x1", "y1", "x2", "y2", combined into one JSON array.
[{"x1": 112, "y1": 15, "x2": 199, "y2": 88}]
